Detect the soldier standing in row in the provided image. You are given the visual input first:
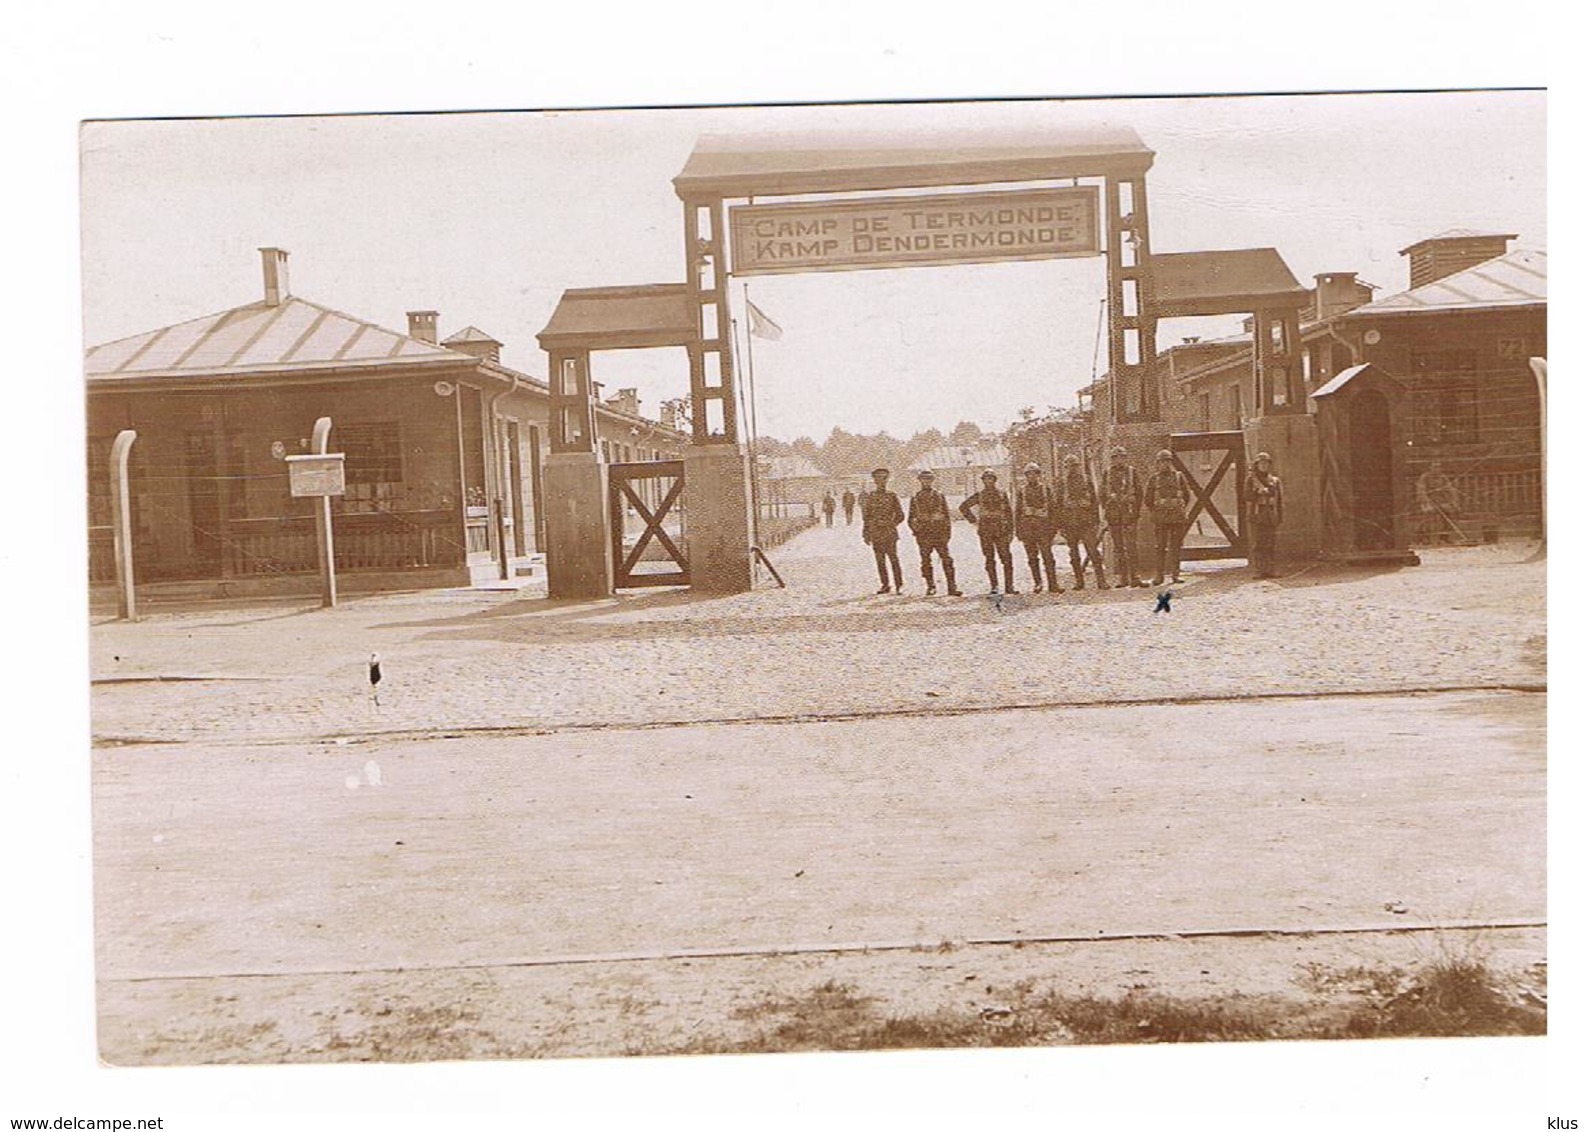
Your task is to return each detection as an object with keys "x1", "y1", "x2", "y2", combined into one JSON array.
[
  {"x1": 821, "y1": 490, "x2": 836, "y2": 527},
  {"x1": 841, "y1": 486, "x2": 857, "y2": 526},
  {"x1": 861, "y1": 466, "x2": 906, "y2": 594},
  {"x1": 1102, "y1": 446, "x2": 1146, "y2": 588},
  {"x1": 1245, "y1": 451, "x2": 1284, "y2": 578},
  {"x1": 908, "y1": 469, "x2": 962, "y2": 596},
  {"x1": 1146, "y1": 449, "x2": 1190, "y2": 586},
  {"x1": 1057, "y1": 453, "x2": 1108, "y2": 591},
  {"x1": 1014, "y1": 462, "x2": 1062, "y2": 594},
  {"x1": 959, "y1": 469, "x2": 1015, "y2": 594}
]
